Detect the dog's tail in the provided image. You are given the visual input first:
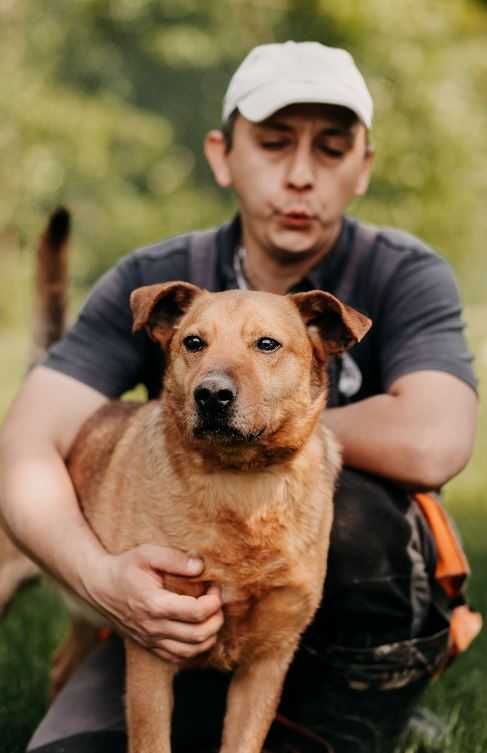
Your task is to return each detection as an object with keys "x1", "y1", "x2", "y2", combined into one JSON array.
[{"x1": 30, "y1": 206, "x2": 71, "y2": 367}]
